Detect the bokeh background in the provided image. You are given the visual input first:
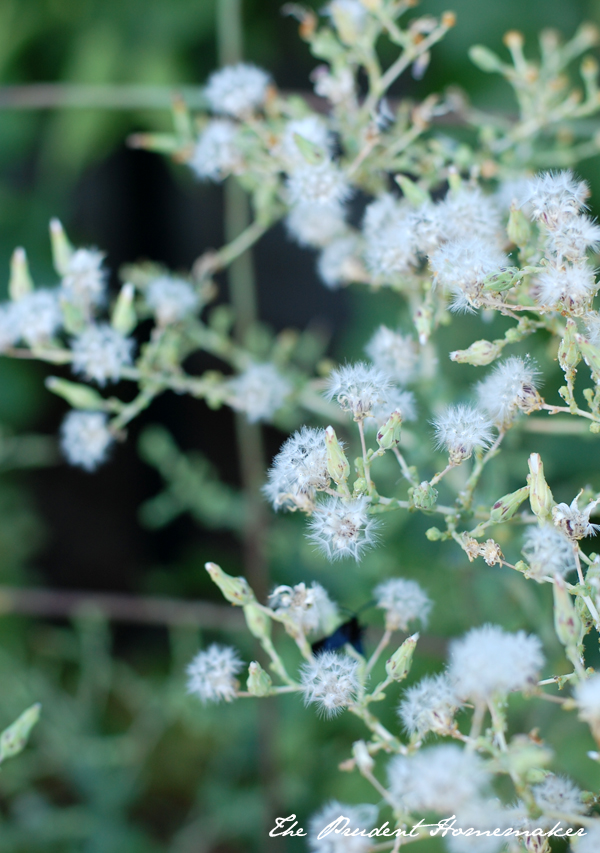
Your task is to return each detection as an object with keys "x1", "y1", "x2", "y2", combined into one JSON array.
[{"x1": 0, "y1": 0, "x2": 599, "y2": 850}]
